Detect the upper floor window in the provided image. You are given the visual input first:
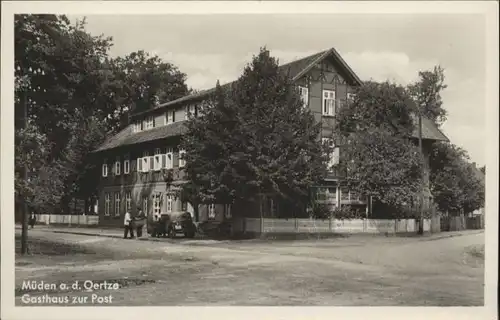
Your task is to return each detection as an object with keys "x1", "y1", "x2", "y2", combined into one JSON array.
[
  {"x1": 154, "y1": 149, "x2": 162, "y2": 171},
  {"x1": 143, "y1": 116, "x2": 154, "y2": 130},
  {"x1": 167, "y1": 110, "x2": 175, "y2": 124},
  {"x1": 298, "y1": 86, "x2": 309, "y2": 108},
  {"x1": 133, "y1": 121, "x2": 142, "y2": 133},
  {"x1": 186, "y1": 105, "x2": 196, "y2": 120},
  {"x1": 102, "y1": 161, "x2": 108, "y2": 177},
  {"x1": 322, "y1": 90, "x2": 336, "y2": 116},
  {"x1": 123, "y1": 155, "x2": 130, "y2": 175},
  {"x1": 347, "y1": 92, "x2": 355, "y2": 101},
  {"x1": 165, "y1": 148, "x2": 173, "y2": 169},
  {"x1": 114, "y1": 158, "x2": 121, "y2": 175},
  {"x1": 322, "y1": 138, "x2": 339, "y2": 169},
  {"x1": 179, "y1": 149, "x2": 186, "y2": 168}
]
